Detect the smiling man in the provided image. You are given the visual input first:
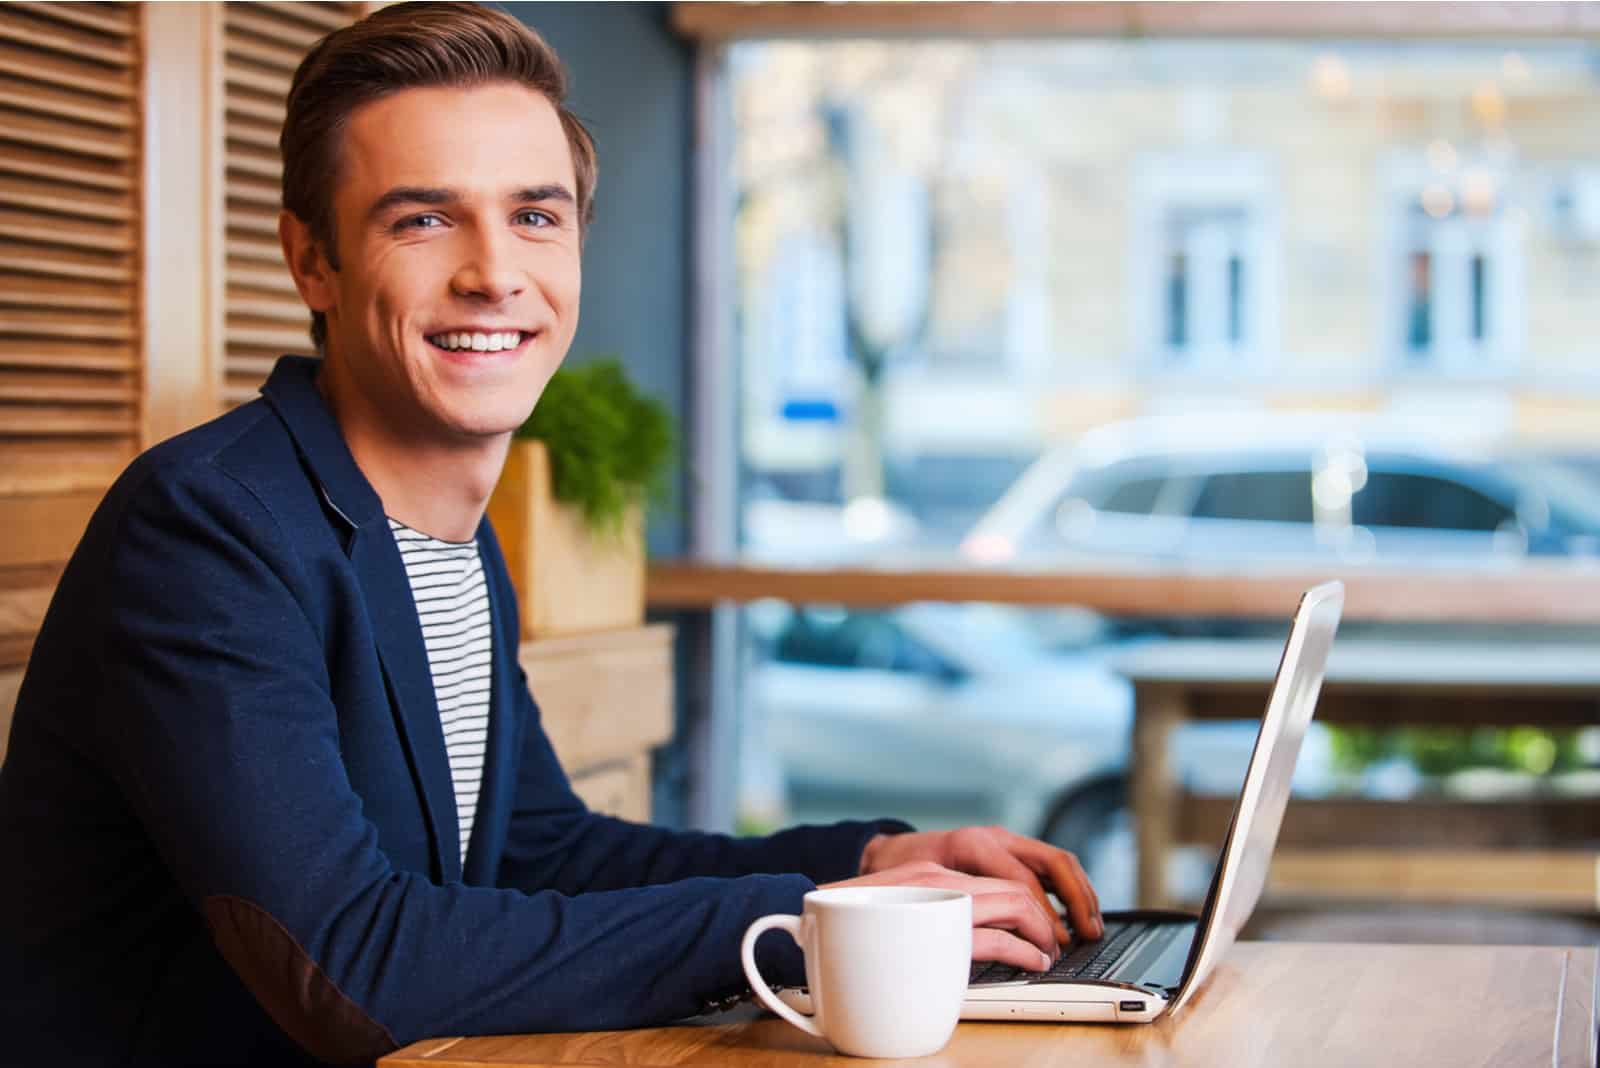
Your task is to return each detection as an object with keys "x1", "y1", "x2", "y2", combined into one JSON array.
[{"x1": 0, "y1": 5, "x2": 1098, "y2": 1066}]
